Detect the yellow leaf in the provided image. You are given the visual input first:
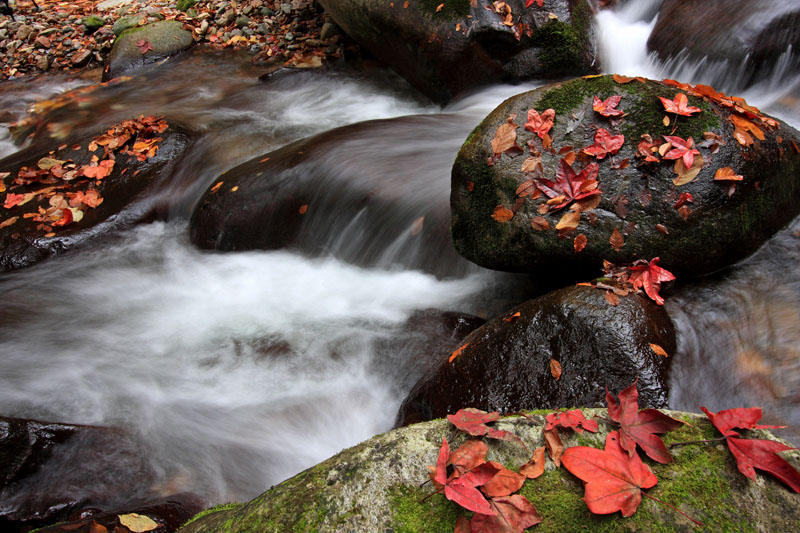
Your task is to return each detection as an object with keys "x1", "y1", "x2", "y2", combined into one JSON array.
[
  {"x1": 673, "y1": 152, "x2": 703, "y2": 186},
  {"x1": 118, "y1": 513, "x2": 160, "y2": 533},
  {"x1": 555, "y1": 210, "x2": 580, "y2": 230}
]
